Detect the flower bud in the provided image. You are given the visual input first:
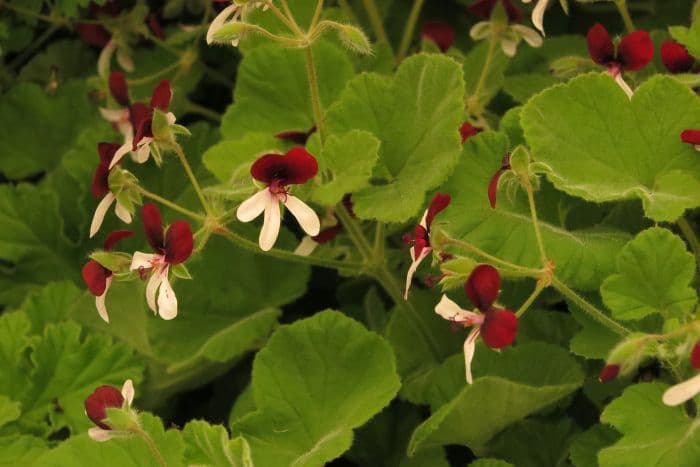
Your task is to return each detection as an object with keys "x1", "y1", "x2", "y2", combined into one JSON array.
[
  {"x1": 598, "y1": 364, "x2": 620, "y2": 382},
  {"x1": 212, "y1": 22, "x2": 251, "y2": 43},
  {"x1": 85, "y1": 385, "x2": 124, "y2": 429},
  {"x1": 509, "y1": 146, "x2": 530, "y2": 179},
  {"x1": 338, "y1": 25, "x2": 373, "y2": 55}
]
